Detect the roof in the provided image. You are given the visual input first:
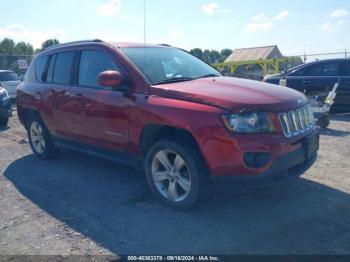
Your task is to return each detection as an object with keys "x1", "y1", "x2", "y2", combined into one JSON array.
[
  {"x1": 110, "y1": 42, "x2": 171, "y2": 48},
  {"x1": 225, "y1": 45, "x2": 283, "y2": 63},
  {"x1": 39, "y1": 40, "x2": 172, "y2": 56}
]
